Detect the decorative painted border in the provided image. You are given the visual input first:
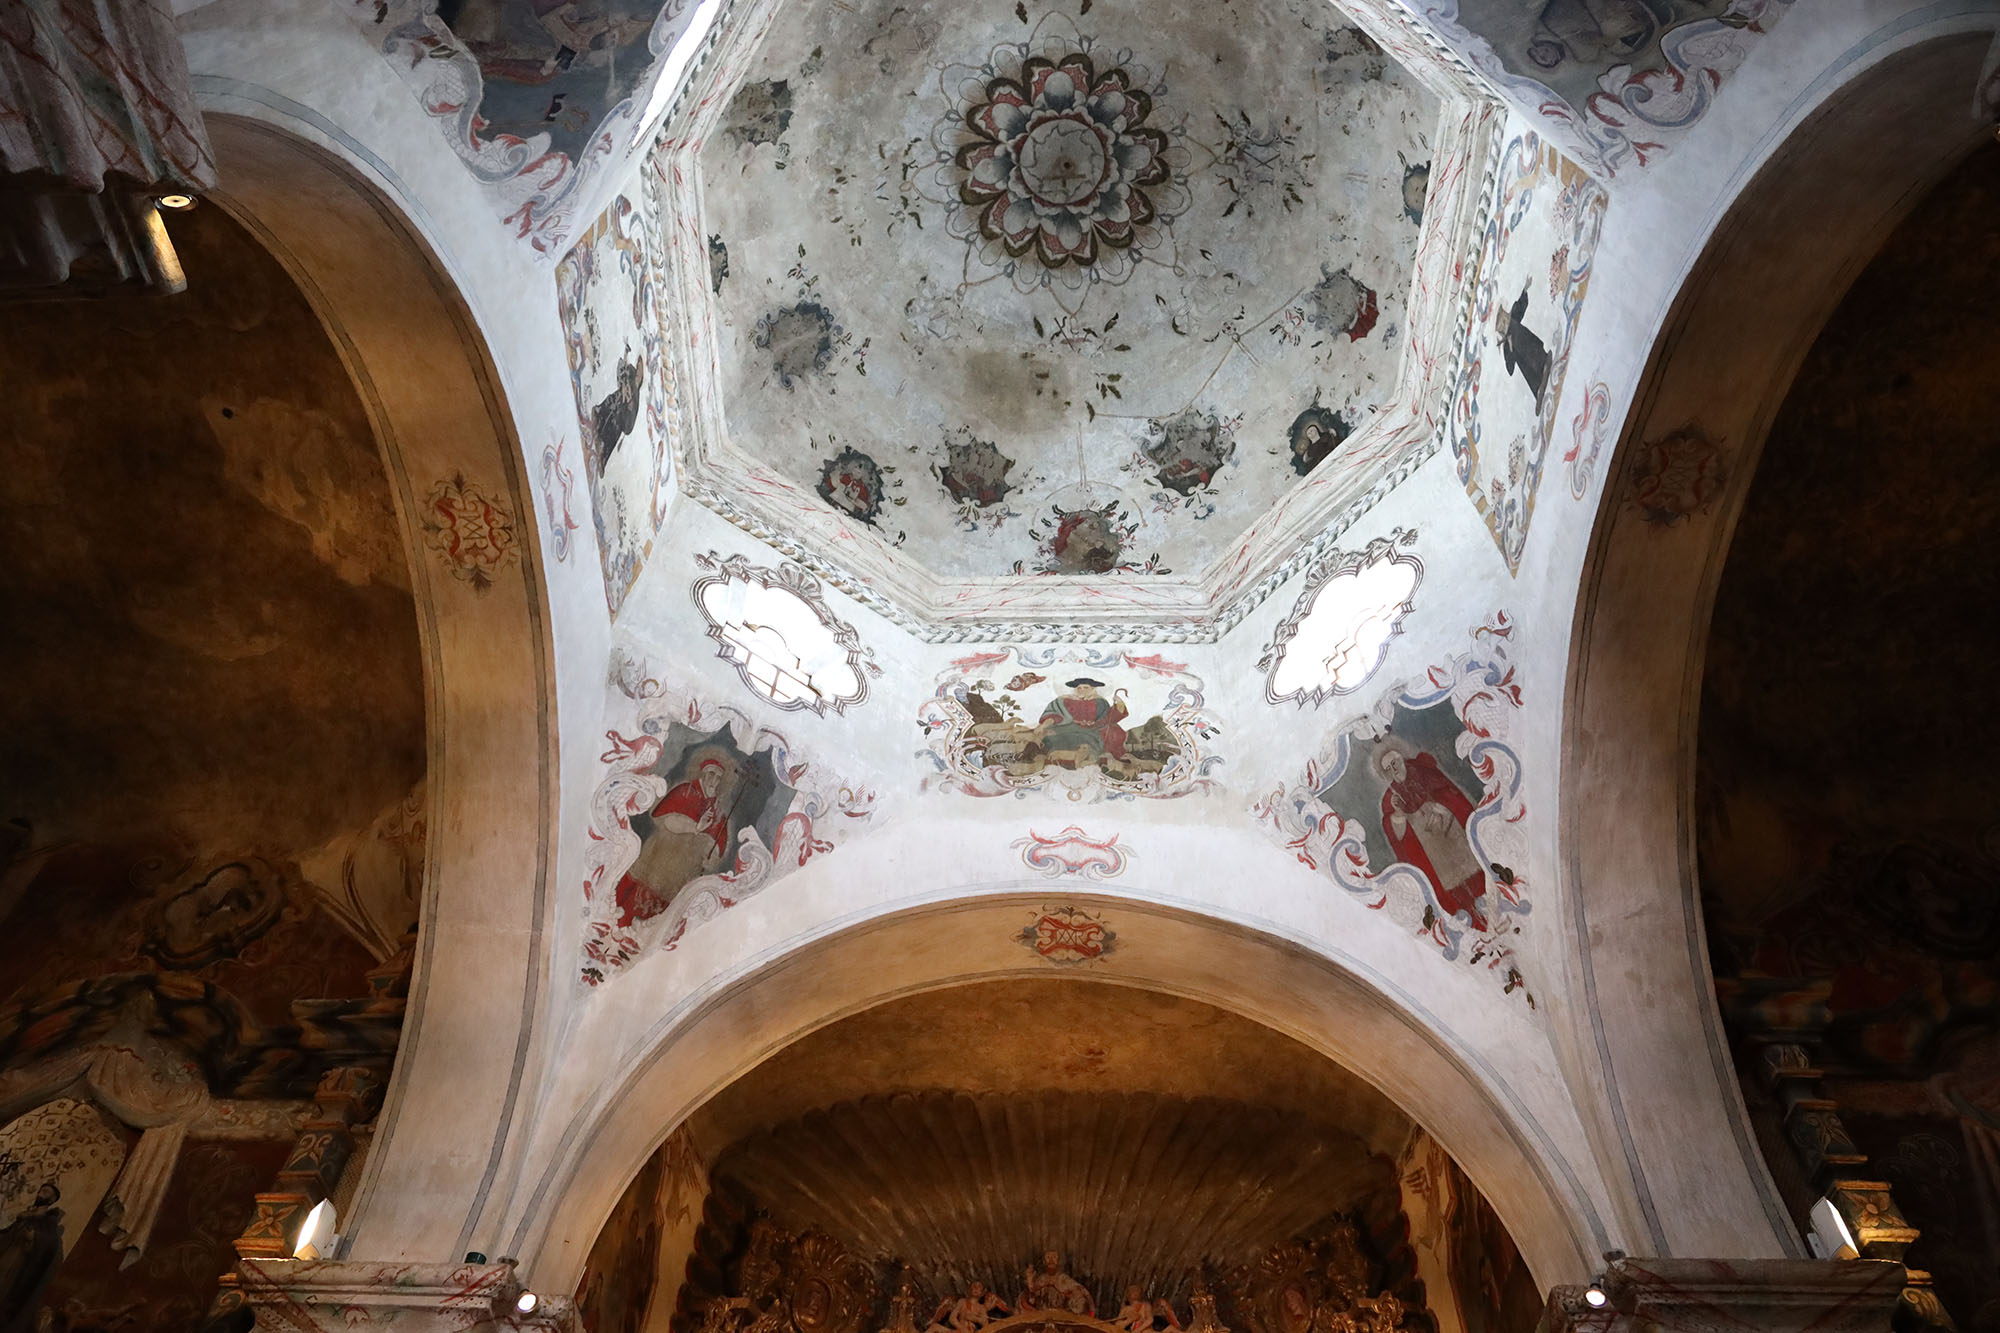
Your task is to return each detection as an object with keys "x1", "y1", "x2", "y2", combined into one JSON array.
[
  {"x1": 1258, "y1": 528, "x2": 1423, "y2": 708},
  {"x1": 1253, "y1": 615, "x2": 1534, "y2": 1002},
  {"x1": 690, "y1": 551, "x2": 881, "y2": 715},
  {"x1": 1014, "y1": 827, "x2": 1133, "y2": 881}
]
